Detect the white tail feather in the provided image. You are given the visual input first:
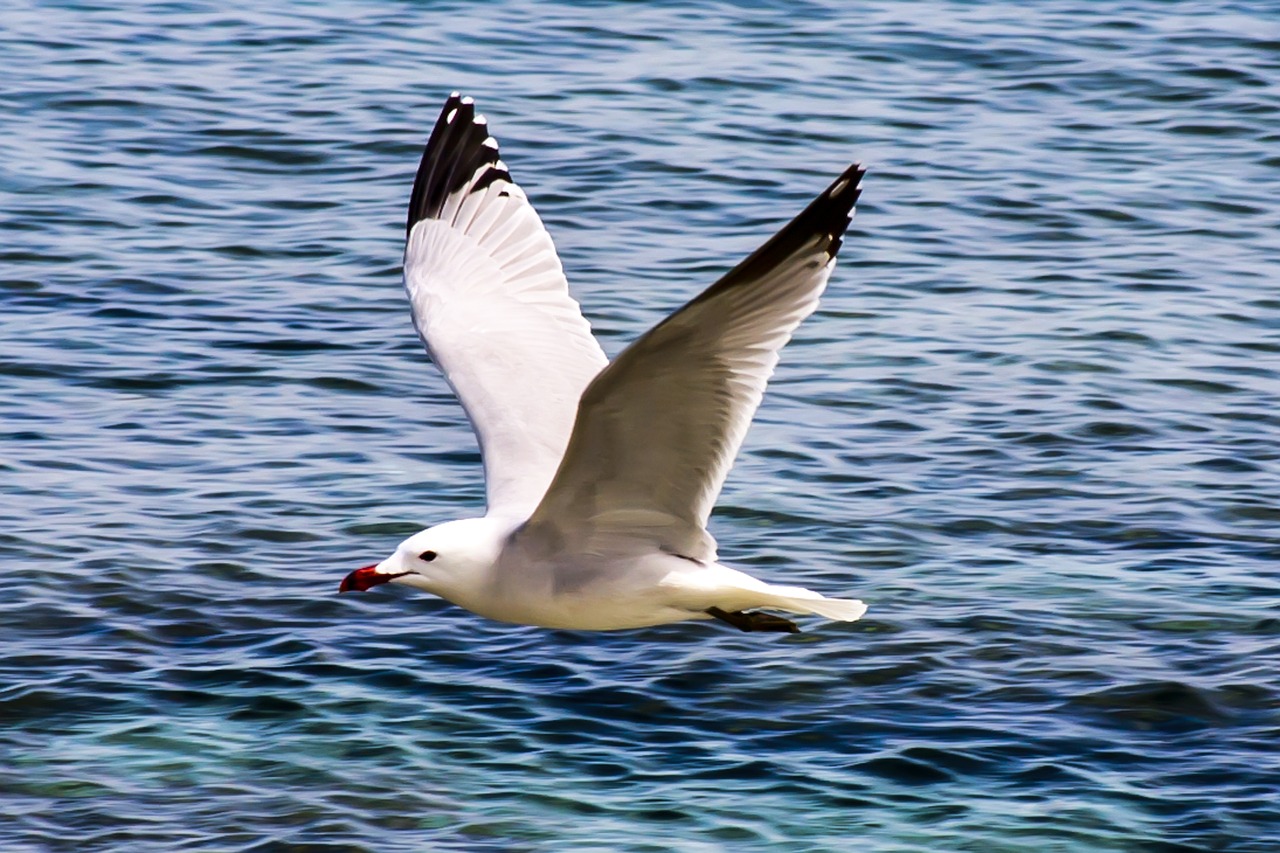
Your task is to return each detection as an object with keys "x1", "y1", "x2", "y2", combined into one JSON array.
[
  {"x1": 765, "y1": 585, "x2": 868, "y2": 622},
  {"x1": 665, "y1": 568, "x2": 867, "y2": 625},
  {"x1": 790, "y1": 595, "x2": 868, "y2": 622}
]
